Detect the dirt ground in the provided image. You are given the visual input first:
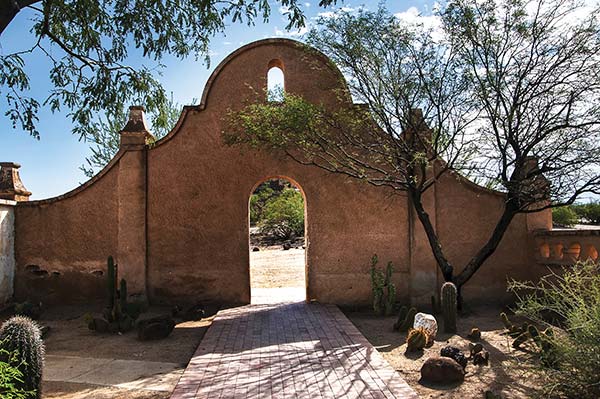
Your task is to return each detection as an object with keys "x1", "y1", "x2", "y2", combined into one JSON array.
[
  {"x1": 344, "y1": 307, "x2": 544, "y2": 399},
  {"x1": 1, "y1": 304, "x2": 216, "y2": 399},
  {"x1": 250, "y1": 247, "x2": 306, "y2": 288}
]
